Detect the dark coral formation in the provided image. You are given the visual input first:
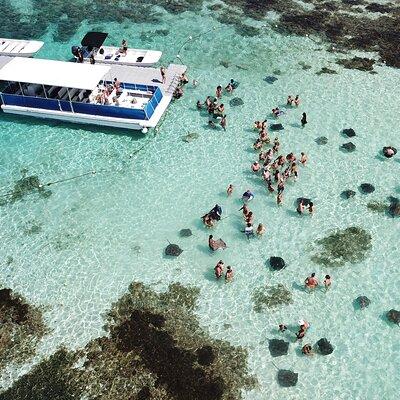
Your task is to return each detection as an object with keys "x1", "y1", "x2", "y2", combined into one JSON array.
[
  {"x1": 337, "y1": 57, "x2": 375, "y2": 71},
  {"x1": 252, "y1": 284, "x2": 293, "y2": 312},
  {"x1": 0, "y1": 288, "x2": 47, "y2": 372},
  {"x1": 311, "y1": 226, "x2": 372, "y2": 267},
  {"x1": 2, "y1": 282, "x2": 256, "y2": 399}
]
